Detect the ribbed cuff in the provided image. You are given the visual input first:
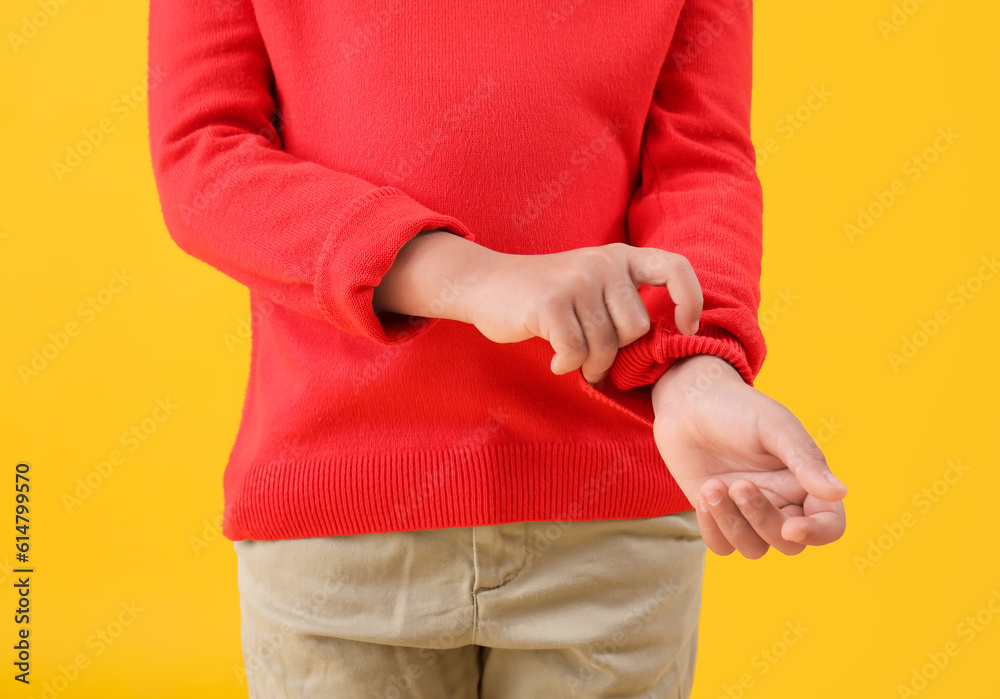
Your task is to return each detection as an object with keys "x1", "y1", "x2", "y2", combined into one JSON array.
[
  {"x1": 609, "y1": 322, "x2": 753, "y2": 391},
  {"x1": 581, "y1": 323, "x2": 754, "y2": 426}
]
